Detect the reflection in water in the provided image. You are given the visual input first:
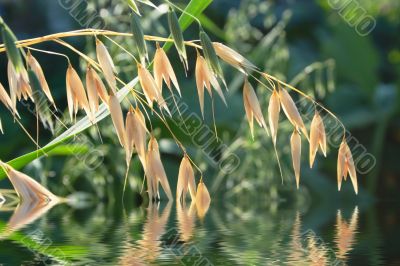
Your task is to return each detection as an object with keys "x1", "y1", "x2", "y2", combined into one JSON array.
[
  {"x1": 335, "y1": 207, "x2": 359, "y2": 263},
  {"x1": 0, "y1": 200, "x2": 368, "y2": 266}
]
